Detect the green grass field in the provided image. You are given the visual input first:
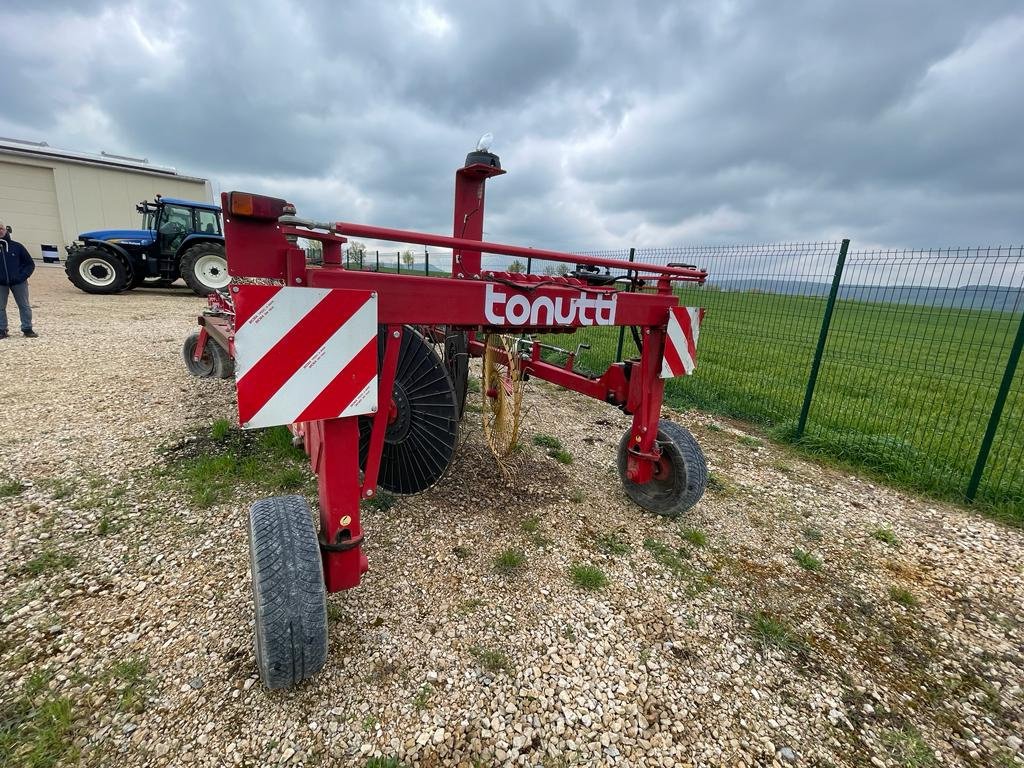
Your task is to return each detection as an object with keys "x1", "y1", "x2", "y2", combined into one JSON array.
[{"x1": 546, "y1": 287, "x2": 1023, "y2": 520}]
